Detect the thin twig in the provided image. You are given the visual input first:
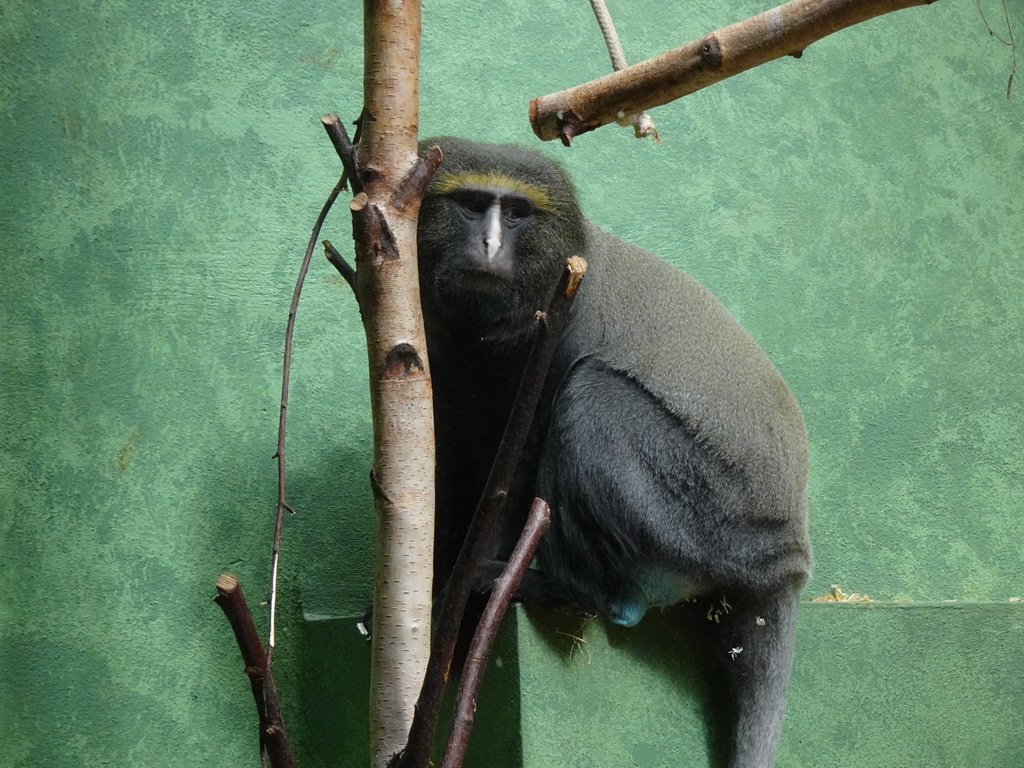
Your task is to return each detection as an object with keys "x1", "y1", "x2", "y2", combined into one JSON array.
[
  {"x1": 269, "y1": 175, "x2": 346, "y2": 663},
  {"x1": 440, "y1": 498, "x2": 551, "y2": 768},
  {"x1": 323, "y1": 239, "x2": 357, "y2": 292},
  {"x1": 393, "y1": 256, "x2": 588, "y2": 768},
  {"x1": 214, "y1": 574, "x2": 297, "y2": 768},
  {"x1": 977, "y1": 0, "x2": 1017, "y2": 97},
  {"x1": 267, "y1": 112, "x2": 368, "y2": 662}
]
